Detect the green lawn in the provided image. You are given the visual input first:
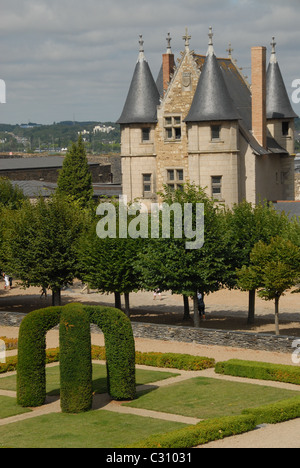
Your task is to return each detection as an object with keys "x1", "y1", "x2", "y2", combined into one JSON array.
[
  {"x1": 0, "y1": 411, "x2": 187, "y2": 448},
  {"x1": 0, "y1": 364, "x2": 179, "y2": 396},
  {"x1": 124, "y1": 376, "x2": 300, "y2": 419},
  {"x1": 0, "y1": 396, "x2": 31, "y2": 419},
  {"x1": 1, "y1": 365, "x2": 300, "y2": 448}
]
